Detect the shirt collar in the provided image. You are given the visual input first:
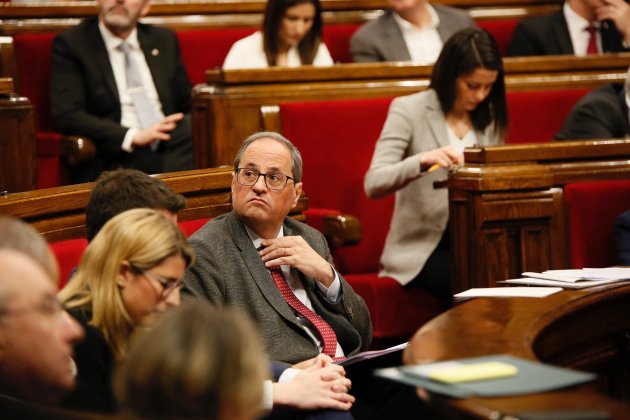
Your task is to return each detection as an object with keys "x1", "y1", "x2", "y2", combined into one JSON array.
[
  {"x1": 563, "y1": 1, "x2": 597, "y2": 31},
  {"x1": 245, "y1": 224, "x2": 284, "y2": 249},
  {"x1": 98, "y1": 21, "x2": 140, "y2": 52},
  {"x1": 393, "y1": 3, "x2": 440, "y2": 34}
]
